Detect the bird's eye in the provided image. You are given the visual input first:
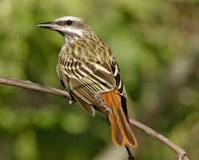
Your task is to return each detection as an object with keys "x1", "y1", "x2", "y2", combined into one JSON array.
[
  {"x1": 56, "y1": 20, "x2": 73, "y2": 26},
  {"x1": 66, "y1": 20, "x2": 73, "y2": 25}
]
